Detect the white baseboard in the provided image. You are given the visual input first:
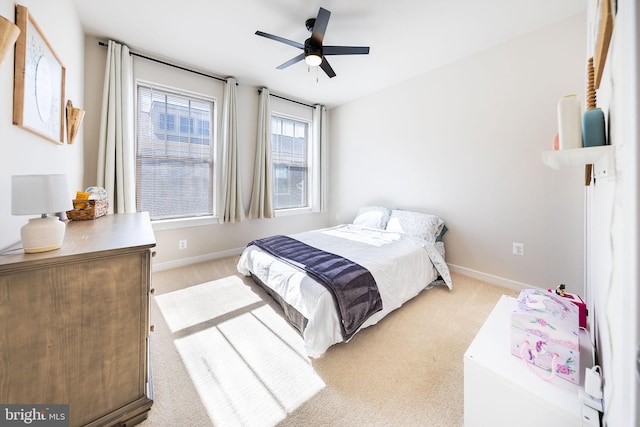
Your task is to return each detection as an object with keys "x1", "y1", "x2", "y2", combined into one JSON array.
[
  {"x1": 153, "y1": 254, "x2": 536, "y2": 294},
  {"x1": 152, "y1": 247, "x2": 245, "y2": 272},
  {"x1": 448, "y1": 263, "x2": 534, "y2": 292}
]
